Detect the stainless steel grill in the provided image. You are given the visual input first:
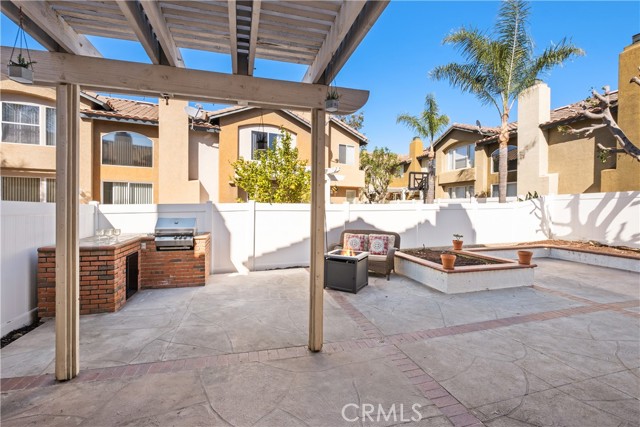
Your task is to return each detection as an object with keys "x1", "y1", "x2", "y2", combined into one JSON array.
[{"x1": 154, "y1": 218, "x2": 197, "y2": 250}]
